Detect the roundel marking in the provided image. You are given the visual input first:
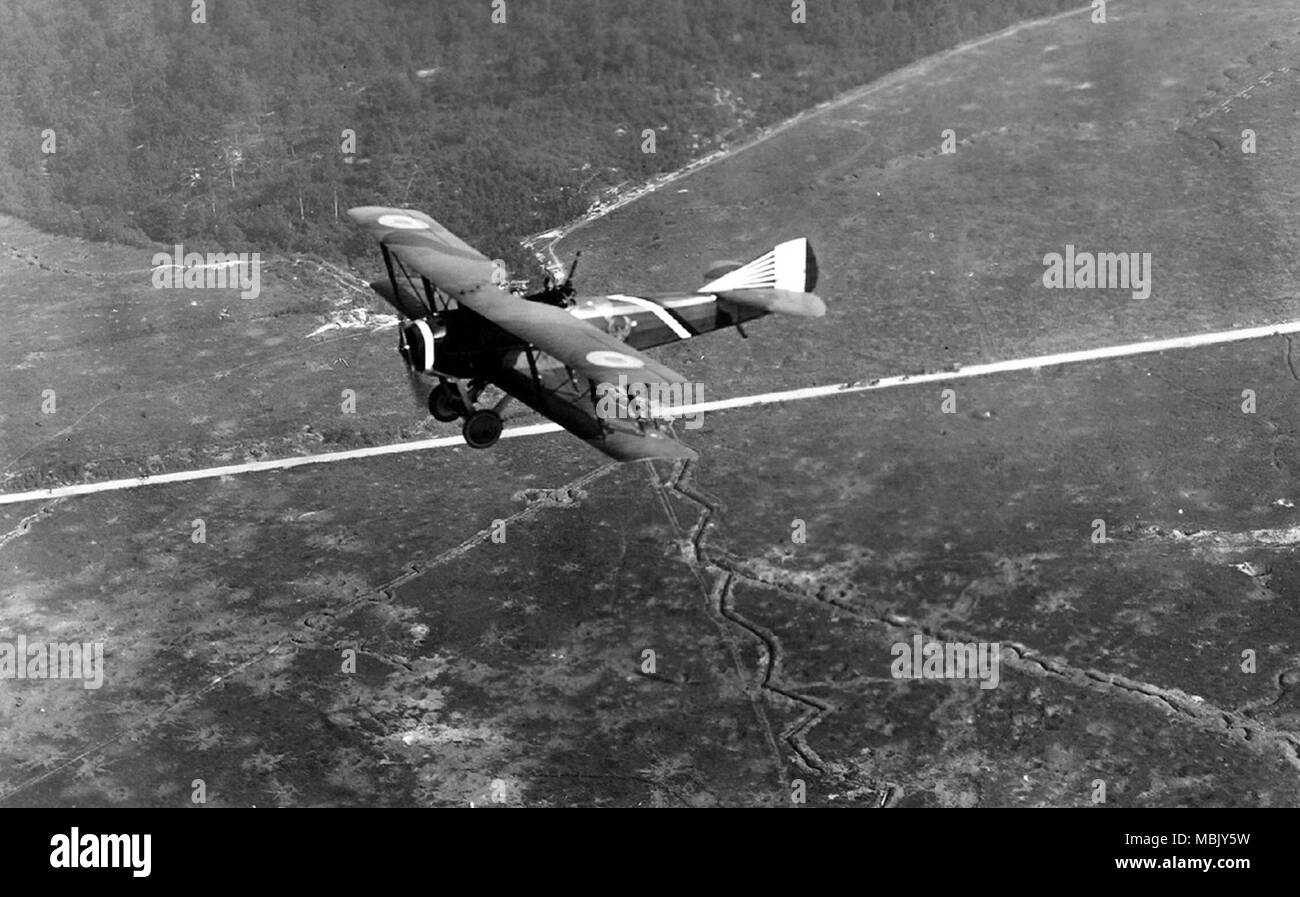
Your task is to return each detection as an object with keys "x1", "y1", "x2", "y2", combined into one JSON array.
[
  {"x1": 377, "y1": 213, "x2": 430, "y2": 230},
  {"x1": 585, "y1": 350, "x2": 644, "y2": 369}
]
